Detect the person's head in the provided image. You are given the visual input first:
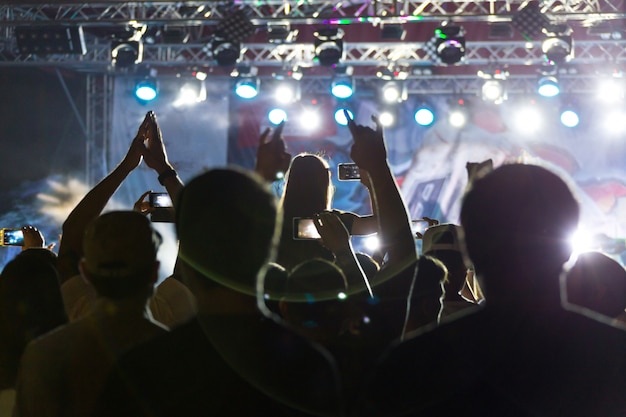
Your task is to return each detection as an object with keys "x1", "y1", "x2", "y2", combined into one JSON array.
[
  {"x1": 176, "y1": 167, "x2": 280, "y2": 297},
  {"x1": 80, "y1": 211, "x2": 162, "y2": 299},
  {"x1": 422, "y1": 224, "x2": 469, "y2": 296},
  {"x1": 281, "y1": 153, "x2": 333, "y2": 218},
  {"x1": 0, "y1": 249, "x2": 67, "y2": 388},
  {"x1": 279, "y1": 259, "x2": 352, "y2": 345},
  {"x1": 460, "y1": 163, "x2": 579, "y2": 302},
  {"x1": 563, "y1": 251, "x2": 626, "y2": 318}
]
